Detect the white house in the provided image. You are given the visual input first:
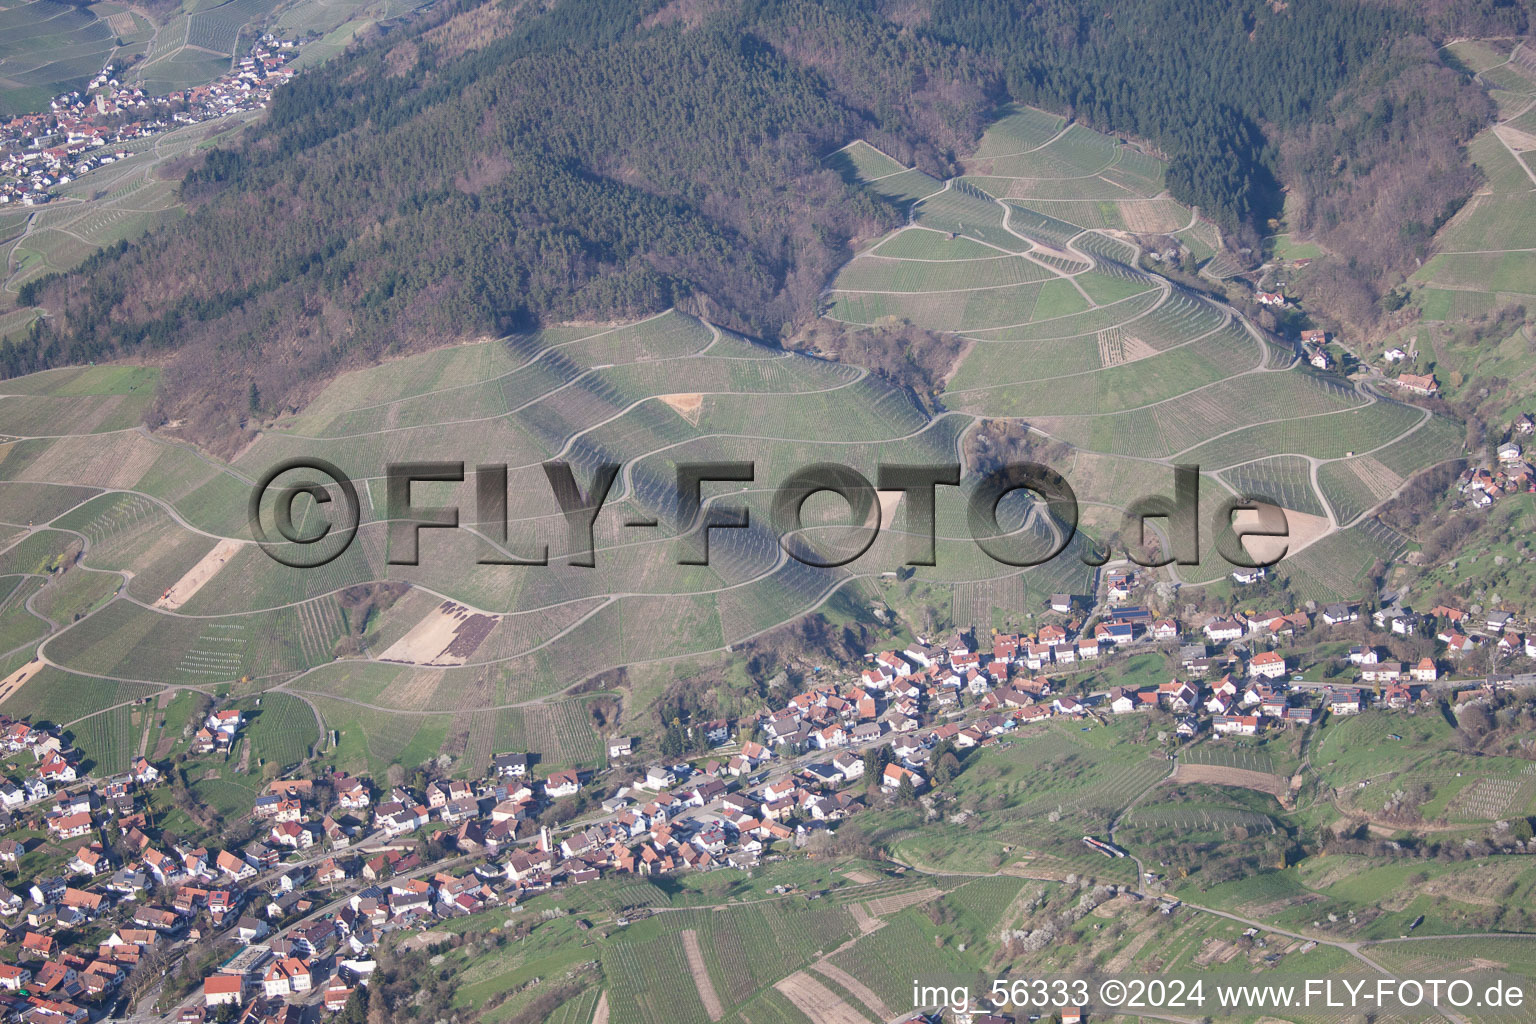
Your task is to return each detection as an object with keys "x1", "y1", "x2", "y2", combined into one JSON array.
[
  {"x1": 262, "y1": 957, "x2": 312, "y2": 999},
  {"x1": 1204, "y1": 618, "x2": 1245, "y2": 642},
  {"x1": 1249, "y1": 651, "x2": 1287, "y2": 679},
  {"x1": 203, "y1": 976, "x2": 243, "y2": 1007},
  {"x1": 1213, "y1": 714, "x2": 1260, "y2": 736}
]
